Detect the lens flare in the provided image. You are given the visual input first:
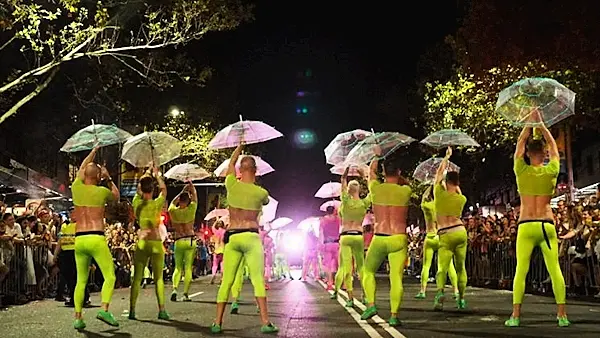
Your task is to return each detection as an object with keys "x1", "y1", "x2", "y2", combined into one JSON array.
[{"x1": 292, "y1": 129, "x2": 316, "y2": 149}]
